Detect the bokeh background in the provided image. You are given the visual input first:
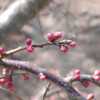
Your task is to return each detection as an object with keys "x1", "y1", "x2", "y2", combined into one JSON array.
[{"x1": 0, "y1": 0, "x2": 100, "y2": 100}]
